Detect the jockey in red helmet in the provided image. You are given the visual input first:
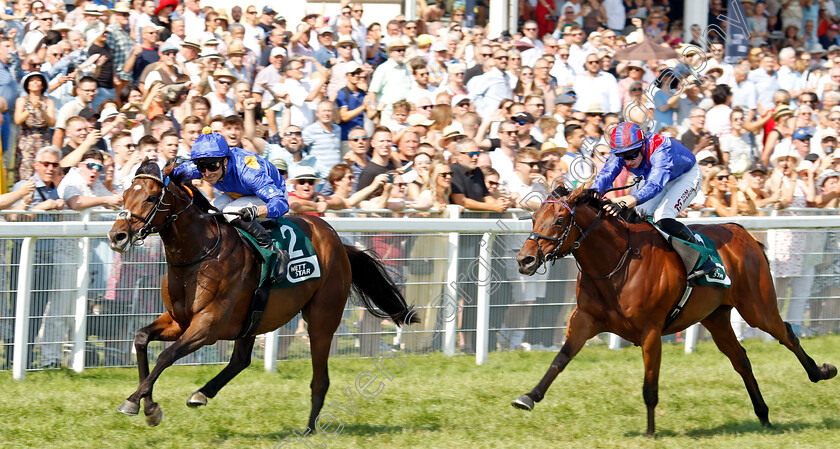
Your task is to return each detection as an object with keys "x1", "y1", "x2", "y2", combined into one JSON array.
[{"x1": 591, "y1": 122, "x2": 716, "y2": 281}]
